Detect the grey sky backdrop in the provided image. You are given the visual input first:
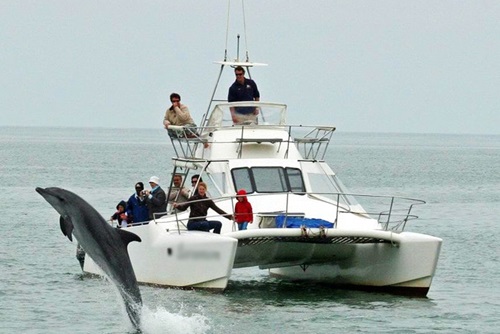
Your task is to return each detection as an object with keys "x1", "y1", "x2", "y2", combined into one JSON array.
[{"x1": 1, "y1": 1, "x2": 499, "y2": 135}]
